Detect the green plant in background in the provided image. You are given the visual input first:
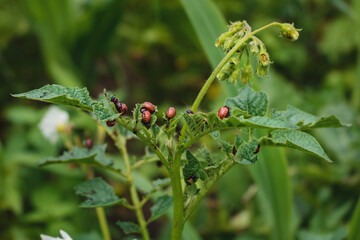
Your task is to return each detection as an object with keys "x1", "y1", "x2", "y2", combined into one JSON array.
[
  {"x1": 23, "y1": 0, "x2": 124, "y2": 87},
  {"x1": 12, "y1": 20, "x2": 347, "y2": 240}
]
